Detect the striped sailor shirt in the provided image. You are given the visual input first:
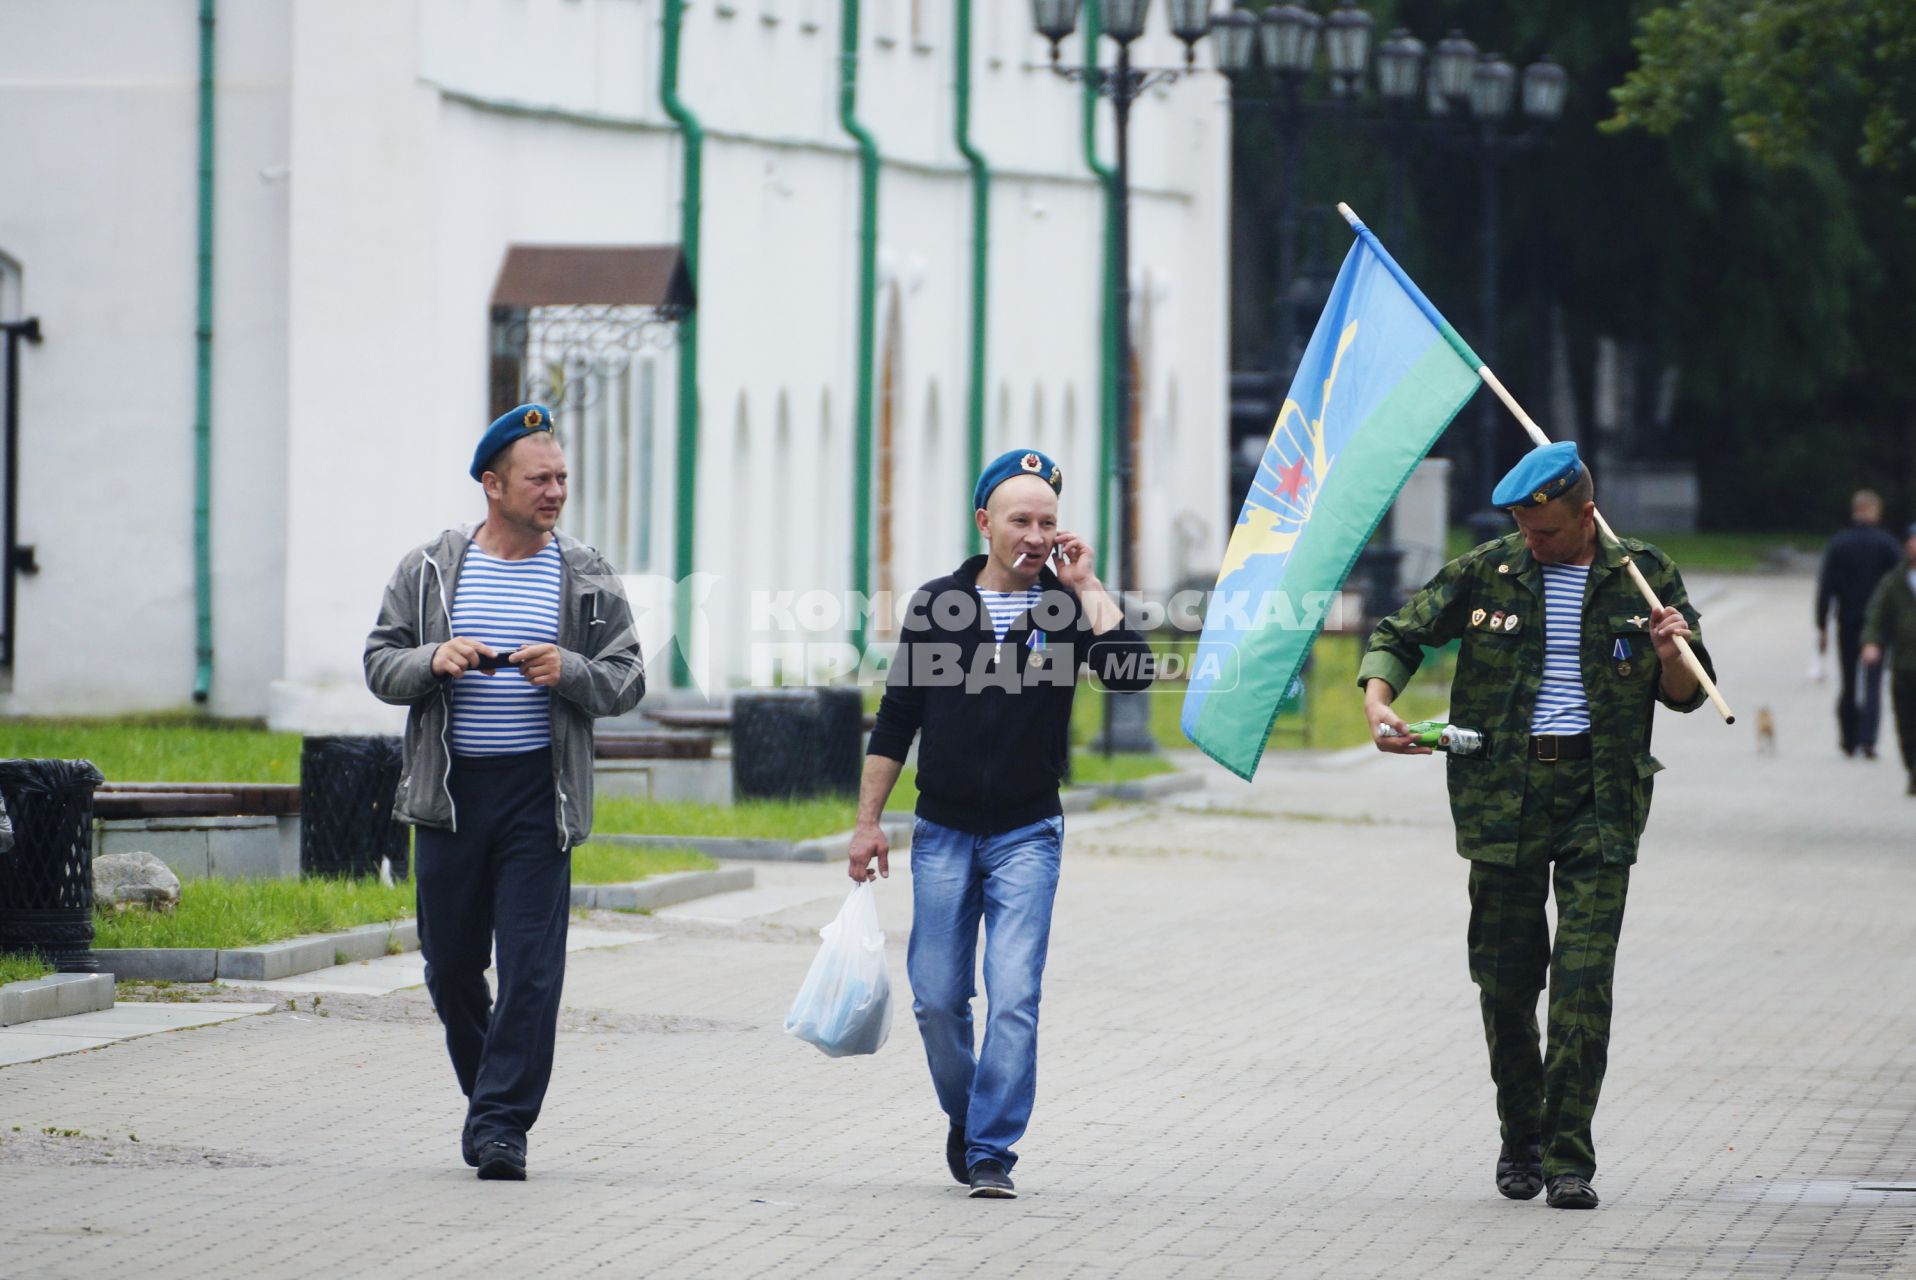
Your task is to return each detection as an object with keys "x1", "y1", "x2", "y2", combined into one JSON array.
[
  {"x1": 1530, "y1": 561, "x2": 1592, "y2": 734},
  {"x1": 978, "y1": 586, "x2": 1042, "y2": 645},
  {"x1": 448, "y1": 540, "x2": 562, "y2": 756}
]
